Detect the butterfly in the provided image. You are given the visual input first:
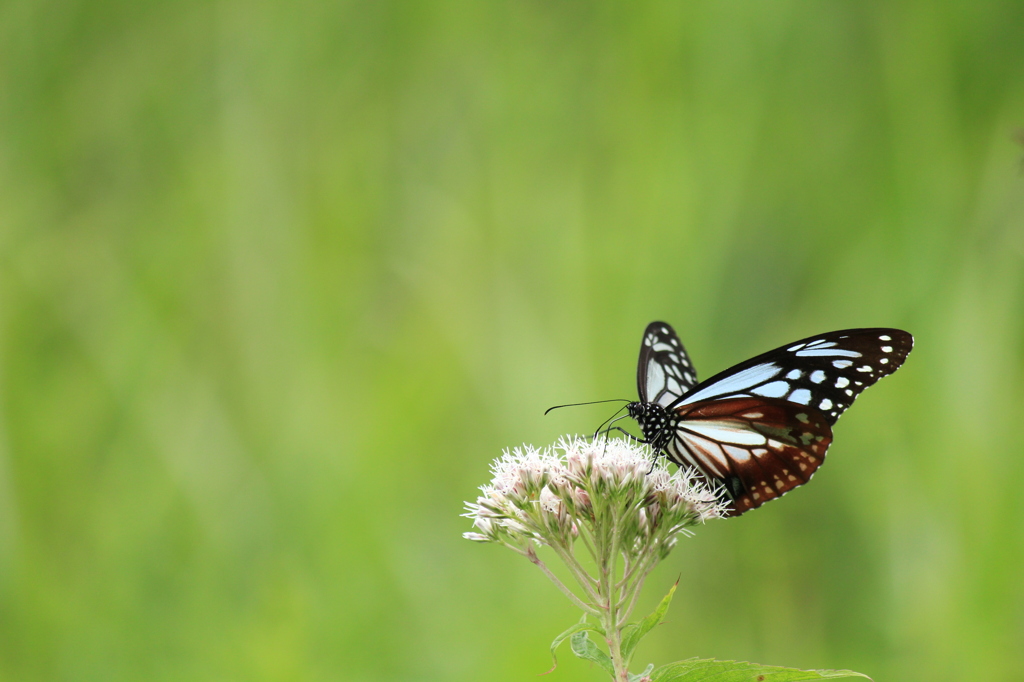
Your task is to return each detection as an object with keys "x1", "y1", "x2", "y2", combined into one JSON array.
[{"x1": 624, "y1": 321, "x2": 913, "y2": 516}]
